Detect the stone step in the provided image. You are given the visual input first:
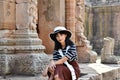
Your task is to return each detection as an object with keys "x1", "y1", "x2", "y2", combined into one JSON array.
[
  {"x1": 0, "y1": 62, "x2": 120, "y2": 80},
  {"x1": 0, "y1": 38, "x2": 42, "y2": 45},
  {"x1": 0, "y1": 55, "x2": 120, "y2": 80},
  {"x1": 78, "y1": 60, "x2": 120, "y2": 80},
  {"x1": 0, "y1": 75, "x2": 48, "y2": 80}
]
